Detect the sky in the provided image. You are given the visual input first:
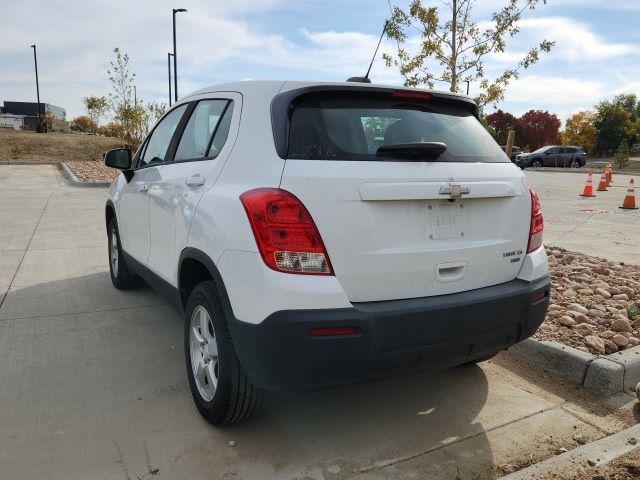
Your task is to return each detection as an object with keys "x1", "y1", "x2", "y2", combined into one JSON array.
[{"x1": 1, "y1": 0, "x2": 639, "y2": 123}]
